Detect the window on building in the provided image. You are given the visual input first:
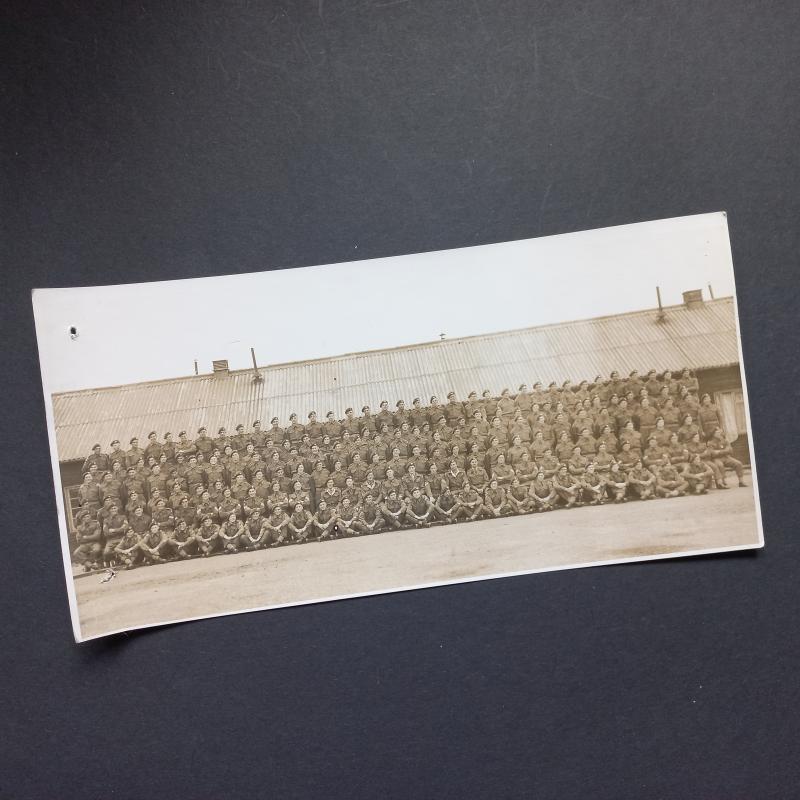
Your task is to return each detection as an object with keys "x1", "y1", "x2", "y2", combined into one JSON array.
[{"x1": 714, "y1": 389, "x2": 746, "y2": 441}]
